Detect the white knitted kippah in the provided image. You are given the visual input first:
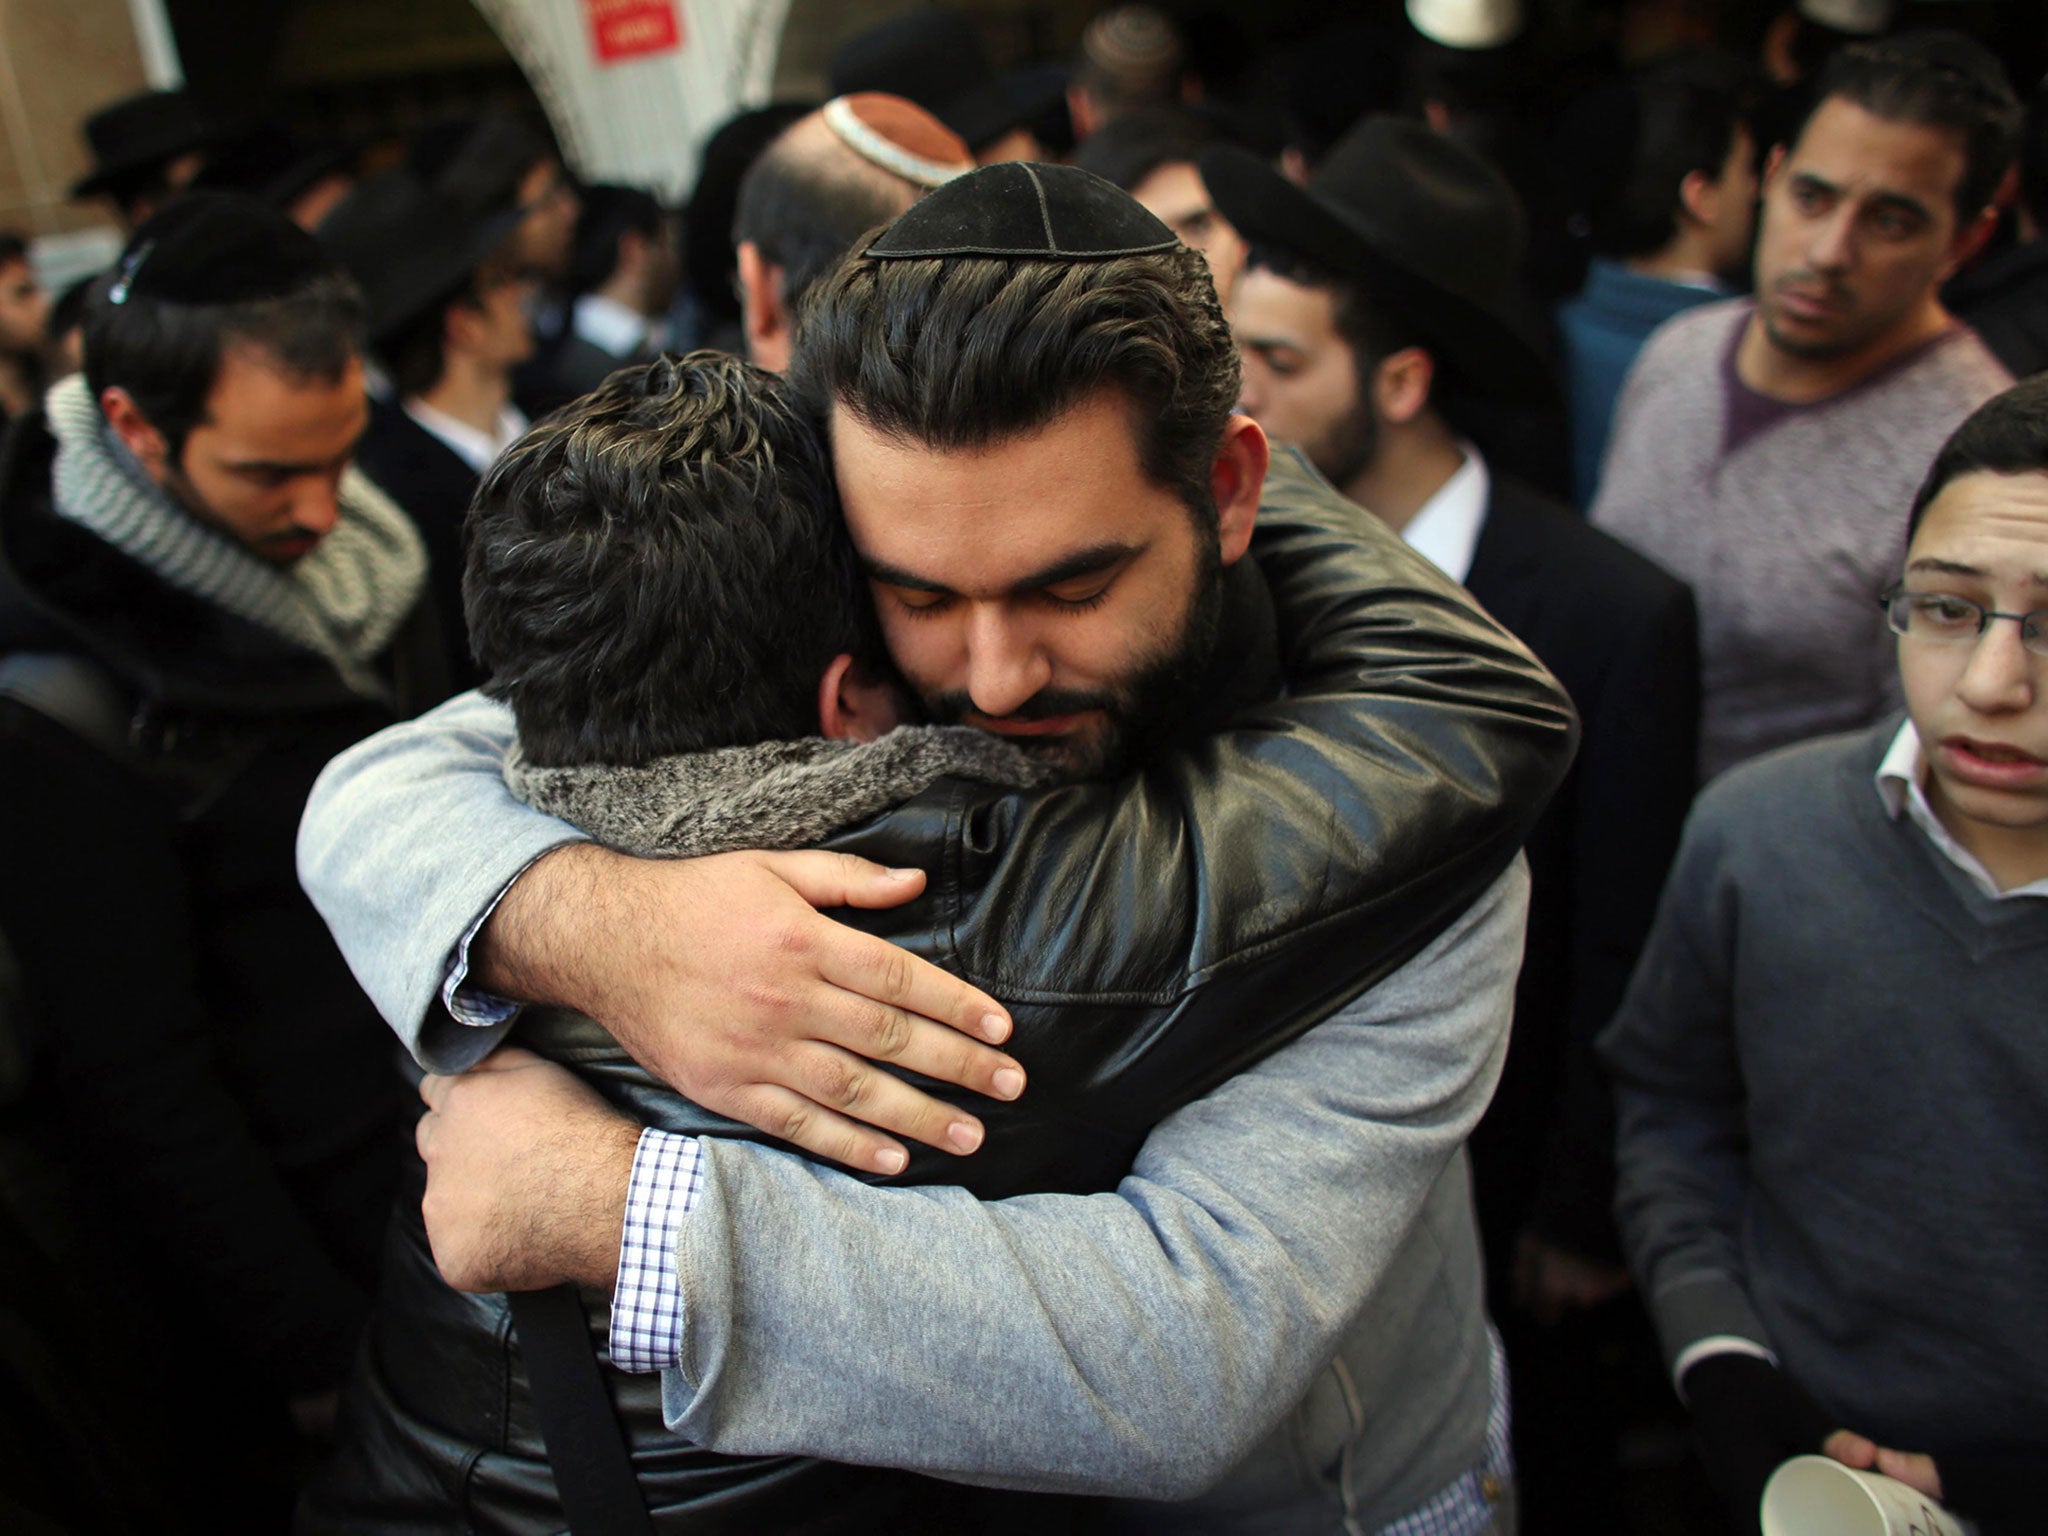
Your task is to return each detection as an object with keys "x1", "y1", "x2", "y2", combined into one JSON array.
[
  {"x1": 1406, "y1": 0, "x2": 1523, "y2": 51},
  {"x1": 1797, "y1": 0, "x2": 1895, "y2": 36}
]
